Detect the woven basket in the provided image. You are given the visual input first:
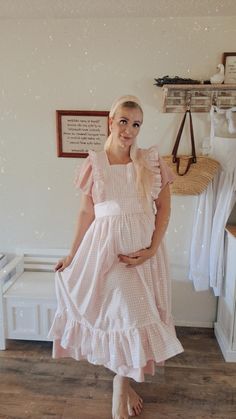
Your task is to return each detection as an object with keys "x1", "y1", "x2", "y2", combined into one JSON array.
[{"x1": 163, "y1": 154, "x2": 221, "y2": 195}]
